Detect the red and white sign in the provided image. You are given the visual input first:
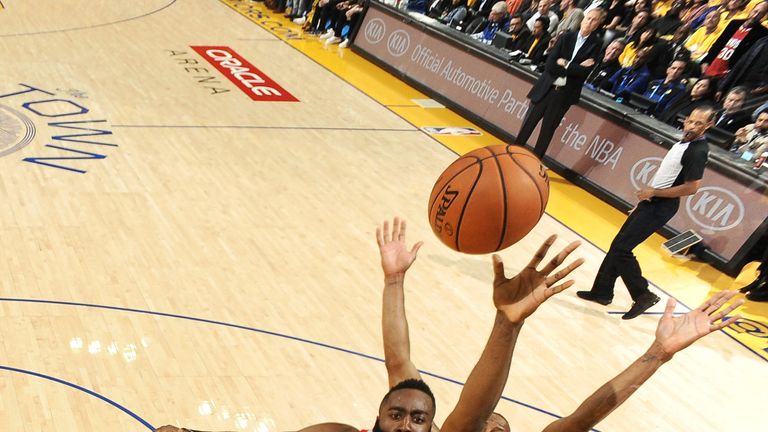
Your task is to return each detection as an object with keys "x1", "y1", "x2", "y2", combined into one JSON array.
[{"x1": 191, "y1": 46, "x2": 298, "y2": 102}]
